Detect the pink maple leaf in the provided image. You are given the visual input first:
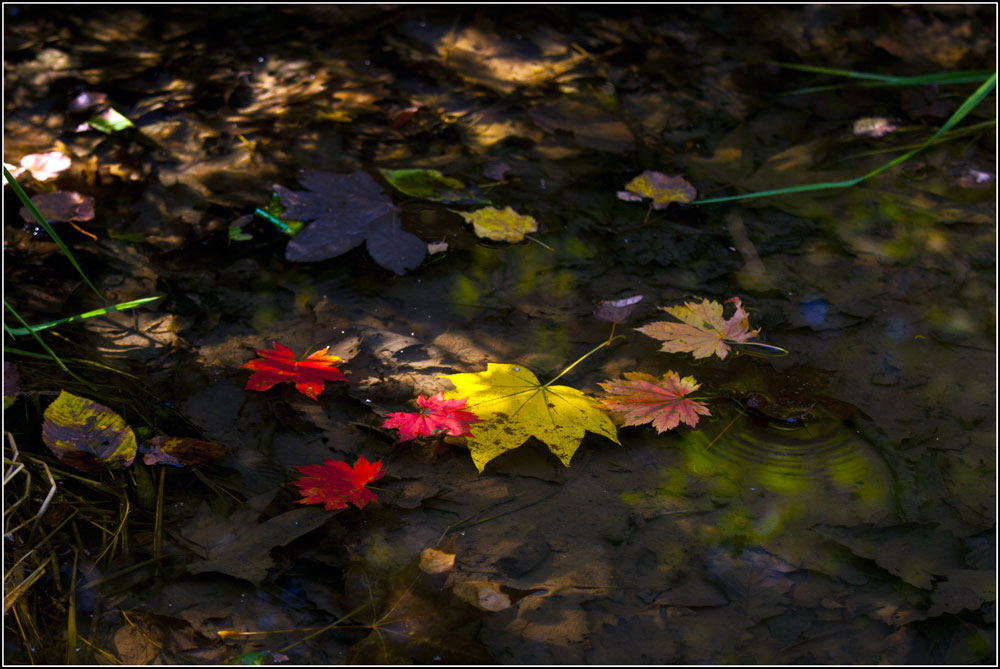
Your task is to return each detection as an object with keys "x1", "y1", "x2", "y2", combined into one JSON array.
[{"x1": 382, "y1": 392, "x2": 482, "y2": 441}]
